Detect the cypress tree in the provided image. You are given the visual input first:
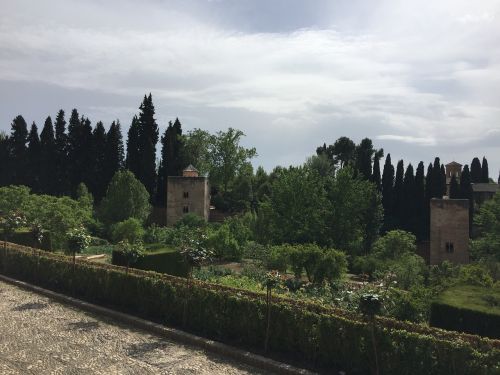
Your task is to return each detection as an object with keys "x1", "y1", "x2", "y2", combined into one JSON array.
[
  {"x1": 137, "y1": 94, "x2": 159, "y2": 199},
  {"x1": 161, "y1": 118, "x2": 185, "y2": 178},
  {"x1": 54, "y1": 109, "x2": 69, "y2": 195},
  {"x1": 449, "y1": 175, "x2": 459, "y2": 199},
  {"x1": 0, "y1": 132, "x2": 10, "y2": 186},
  {"x1": 431, "y1": 157, "x2": 443, "y2": 198},
  {"x1": 381, "y1": 154, "x2": 395, "y2": 229},
  {"x1": 156, "y1": 159, "x2": 166, "y2": 207},
  {"x1": 80, "y1": 117, "x2": 94, "y2": 190},
  {"x1": 126, "y1": 115, "x2": 141, "y2": 177},
  {"x1": 27, "y1": 122, "x2": 41, "y2": 191},
  {"x1": 402, "y1": 163, "x2": 416, "y2": 233},
  {"x1": 460, "y1": 165, "x2": 473, "y2": 235},
  {"x1": 104, "y1": 120, "x2": 124, "y2": 193},
  {"x1": 40, "y1": 116, "x2": 56, "y2": 194},
  {"x1": 424, "y1": 162, "x2": 433, "y2": 240},
  {"x1": 371, "y1": 149, "x2": 383, "y2": 191},
  {"x1": 414, "y1": 161, "x2": 426, "y2": 240},
  {"x1": 471, "y1": 157, "x2": 482, "y2": 183},
  {"x1": 440, "y1": 164, "x2": 447, "y2": 197},
  {"x1": 355, "y1": 138, "x2": 374, "y2": 180},
  {"x1": 67, "y1": 109, "x2": 81, "y2": 192},
  {"x1": 9, "y1": 115, "x2": 29, "y2": 185},
  {"x1": 481, "y1": 157, "x2": 489, "y2": 183},
  {"x1": 393, "y1": 159, "x2": 405, "y2": 227},
  {"x1": 91, "y1": 121, "x2": 107, "y2": 201}
]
